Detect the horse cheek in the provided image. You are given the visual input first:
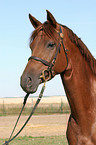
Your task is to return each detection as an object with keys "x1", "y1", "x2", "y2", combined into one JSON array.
[{"x1": 53, "y1": 47, "x2": 67, "y2": 73}]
